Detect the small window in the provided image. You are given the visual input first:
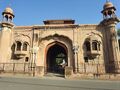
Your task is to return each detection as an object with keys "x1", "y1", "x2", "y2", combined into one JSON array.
[
  {"x1": 92, "y1": 41, "x2": 97, "y2": 50},
  {"x1": 25, "y1": 57, "x2": 29, "y2": 62},
  {"x1": 84, "y1": 57, "x2": 88, "y2": 63},
  {"x1": 85, "y1": 41, "x2": 91, "y2": 51},
  {"x1": 16, "y1": 41, "x2": 22, "y2": 51},
  {"x1": 23, "y1": 42, "x2": 28, "y2": 51},
  {"x1": 5, "y1": 15, "x2": 8, "y2": 21},
  {"x1": 9, "y1": 16, "x2": 12, "y2": 22}
]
